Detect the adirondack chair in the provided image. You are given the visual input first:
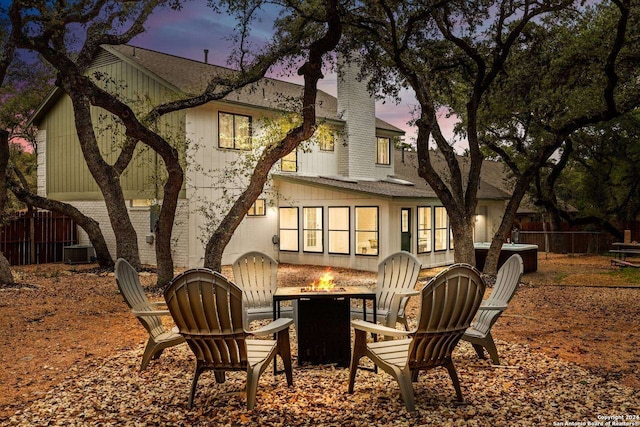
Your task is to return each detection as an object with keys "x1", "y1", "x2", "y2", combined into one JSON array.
[
  {"x1": 114, "y1": 258, "x2": 184, "y2": 370},
  {"x1": 164, "y1": 268, "x2": 294, "y2": 410},
  {"x1": 232, "y1": 251, "x2": 296, "y2": 330},
  {"x1": 348, "y1": 264, "x2": 486, "y2": 412},
  {"x1": 351, "y1": 251, "x2": 421, "y2": 330},
  {"x1": 463, "y1": 254, "x2": 524, "y2": 364}
]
